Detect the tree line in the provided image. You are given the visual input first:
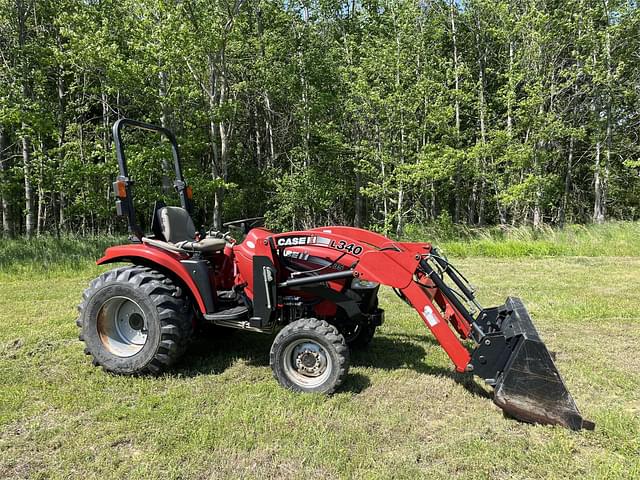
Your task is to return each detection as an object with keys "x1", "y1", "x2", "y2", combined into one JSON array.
[{"x1": 0, "y1": 0, "x2": 639, "y2": 238}]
